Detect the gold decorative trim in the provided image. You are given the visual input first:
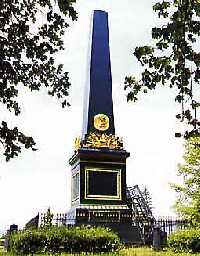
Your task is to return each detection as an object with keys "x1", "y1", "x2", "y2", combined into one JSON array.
[
  {"x1": 94, "y1": 114, "x2": 109, "y2": 131},
  {"x1": 74, "y1": 137, "x2": 81, "y2": 151},
  {"x1": 74, "y1": 133, "x2": 123, "y2": 152},
  {"x1": 81, "y1": 160, "x2": 126, "y2": 165},
  {"x1": 85, "y1": 133, "x2": 123, "y2": 150},
  {"x1": 84, "y1": 168, "x2": 121, "y2": 201},
  {"x1": 78, "y1": 204, "x2": 129, "y2": 209}
]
